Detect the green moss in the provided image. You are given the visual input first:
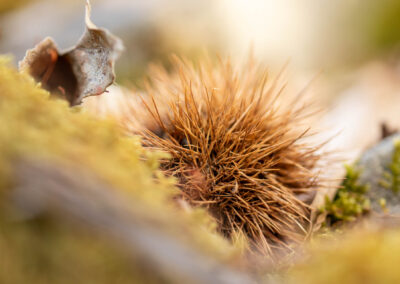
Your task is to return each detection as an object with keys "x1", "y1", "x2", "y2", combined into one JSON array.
[
  {"x1": 380, "y1": 139, "x2": 400, "y2": 194},
  {"x1": 288, "y1": 228, "x2": 400, "y2": 284},
  {"x1": 379, "y1": 198, "x2": 388, "y2": 212},
  {"x1": 0, "y1": 57, "x2": 241, "y2": 282},
  {"x1": 322, "y1": 164, "x2": 370, "y2": 223}
]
